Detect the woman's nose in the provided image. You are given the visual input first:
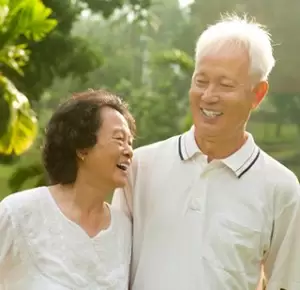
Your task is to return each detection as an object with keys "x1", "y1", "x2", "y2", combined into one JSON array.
[{"x1": 123, "y1": 143, "x2": 133, "y2": 159}]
